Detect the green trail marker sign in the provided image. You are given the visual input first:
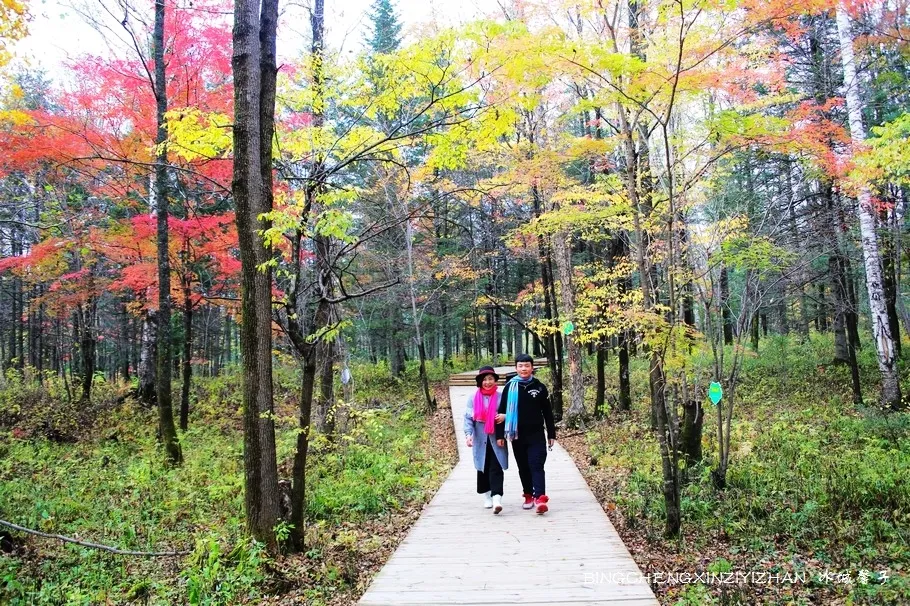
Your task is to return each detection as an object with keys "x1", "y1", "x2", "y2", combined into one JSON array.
[
  {"x1": 563, "y1": 321, "x2": 575, "y2": 335},
  {"x1": 708, "y1": 382, "x2": 723, "y2": 405}
]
